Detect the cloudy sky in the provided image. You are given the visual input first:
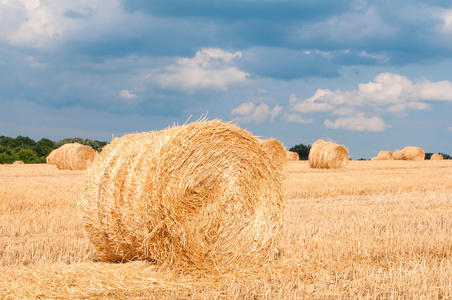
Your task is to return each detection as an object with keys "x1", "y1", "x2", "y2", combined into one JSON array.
[{"x1": 1, "y1": 0, "x2": 452, "y2": 159}]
